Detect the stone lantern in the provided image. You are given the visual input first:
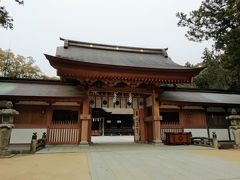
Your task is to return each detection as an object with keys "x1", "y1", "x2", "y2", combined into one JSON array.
[
  {"x1": 0, "y1": 101, "x2": 19, "y2": 157},
  {"x1": 226, "y1": 109, "x2": 240, "y2": 149}
]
